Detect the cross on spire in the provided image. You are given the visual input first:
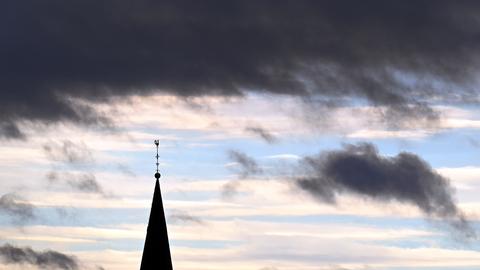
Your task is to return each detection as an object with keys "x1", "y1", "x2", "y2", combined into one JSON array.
[{"x1": 154, "y1": 140, "x2": 161, "y2": 180}]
